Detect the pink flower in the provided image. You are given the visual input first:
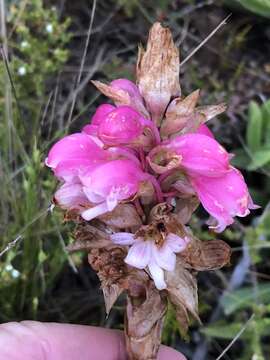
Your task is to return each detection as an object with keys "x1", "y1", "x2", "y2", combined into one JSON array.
[
  {"x1": 54, "y1": 181, "x2": 89, "y2": 210},
  {"x1": 83, "y1": 104, "x2": 115, "y2": 136},
  {"x1": 170, "y1": 134, "x2": 230, "y2": 177},
  {"x1": 46, "y1": 133, "x2": 108, "y2": 181},
  {"x1": 97, "y1": 105, "x2": 160, "y2": 148},
  {"x1": 190, "y1": 167, "x2": 258, "y2": 232},
  {"x1": 79, "y1": 159, "x2": 154, "y2": 221},
  {"x1": 148, "y1": 133, "x2": 231, "y2": 176},
  {"x1": 111, "y1": 232, "x2": 190, "y2": 290},
  {"x1": 196, "y1": 124, "x2": 214, "y2": 138}
]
